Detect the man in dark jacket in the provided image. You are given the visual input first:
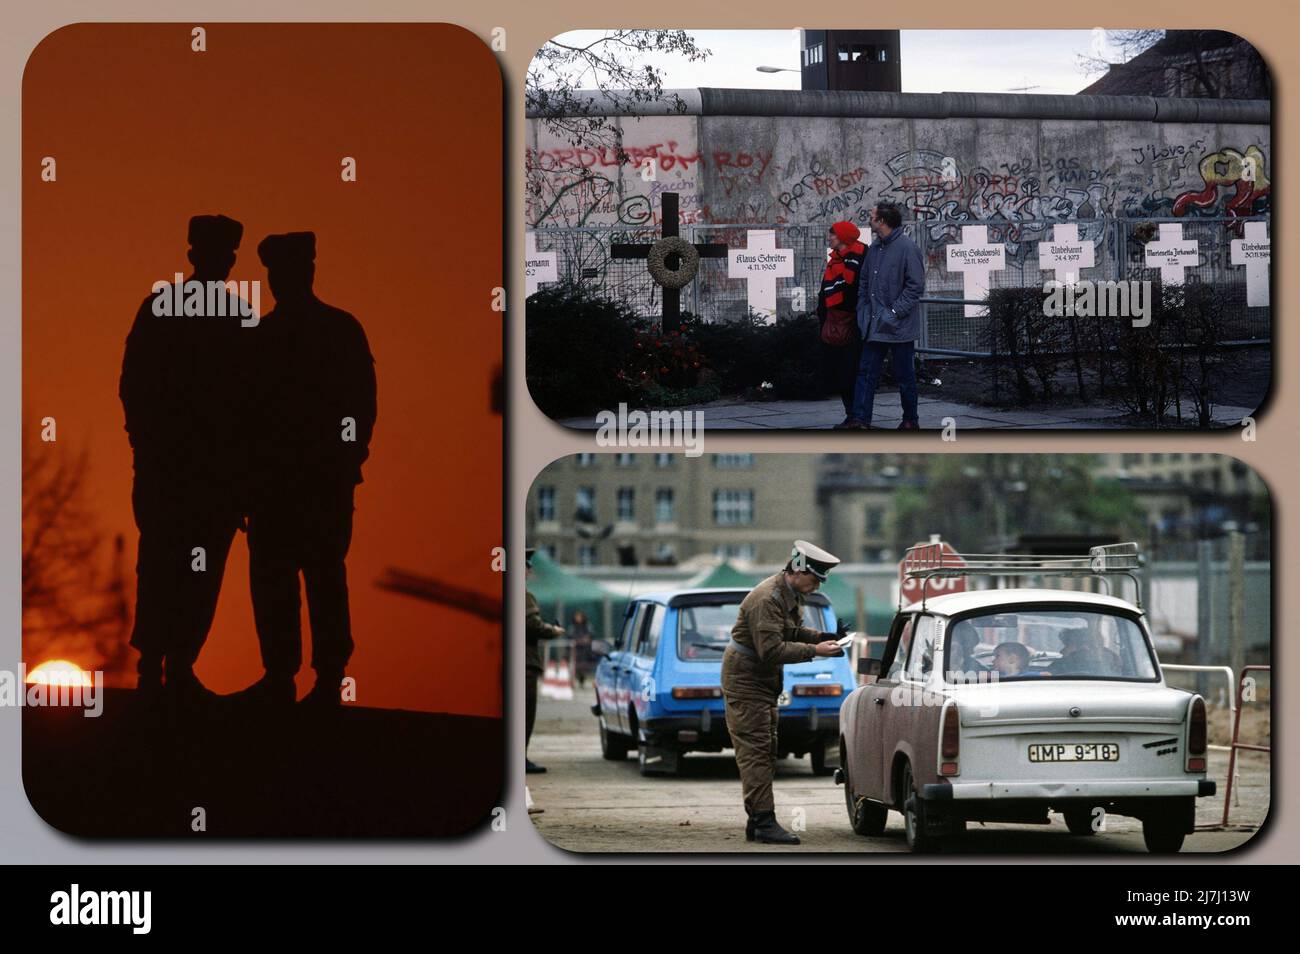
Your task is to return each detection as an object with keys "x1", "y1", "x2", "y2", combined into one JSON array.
[
  {"x1": 525, "y1": 548, "x2": 564, "y2": 773},
  {"x1": 241, "y1": 231, "x2": 377, "y2": 707},
  {"x1": 818, "y1": 220, "x2": 867, "y2": 427},
  {"x1": 849, "y1": 201, "x2": 926, "y2": 429}
]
